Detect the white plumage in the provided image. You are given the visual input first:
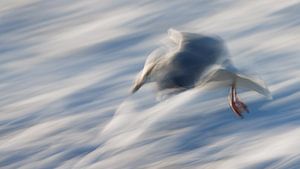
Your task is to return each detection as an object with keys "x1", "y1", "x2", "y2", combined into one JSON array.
[{"x1": 132, "y1": 29, "x2": 271, "y2": 117}]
